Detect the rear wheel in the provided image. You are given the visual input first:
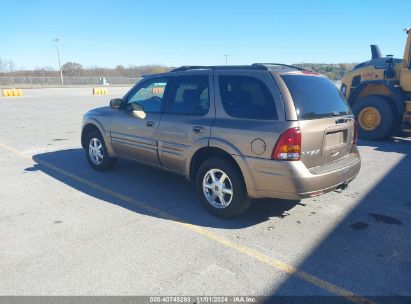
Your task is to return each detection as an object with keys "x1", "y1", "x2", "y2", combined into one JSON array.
[
  {"x1": 196, "y1": 158, "x2": 250, "y2": 218},
  {"x1": 85, "y1": 130, "x2": 117, "y2": 171},
  {"x1": 352, "y1": 95, "x2": 397, "y2": 140}
]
